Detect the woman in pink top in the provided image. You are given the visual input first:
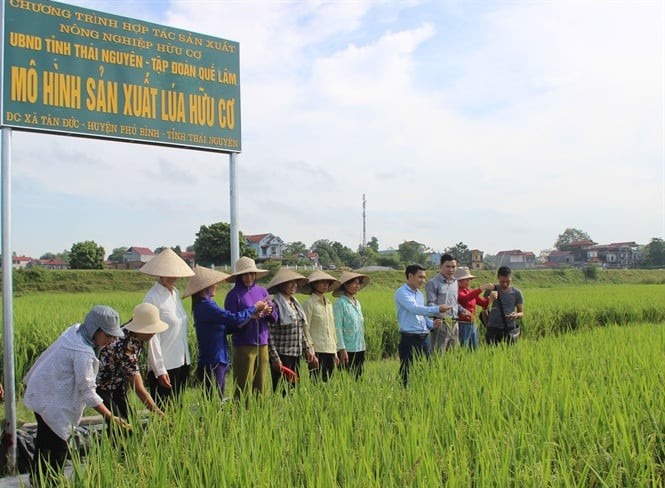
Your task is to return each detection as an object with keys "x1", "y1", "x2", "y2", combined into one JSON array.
[{"x1": 455, "y1": 267, "x2": 494, "y2": 350}]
